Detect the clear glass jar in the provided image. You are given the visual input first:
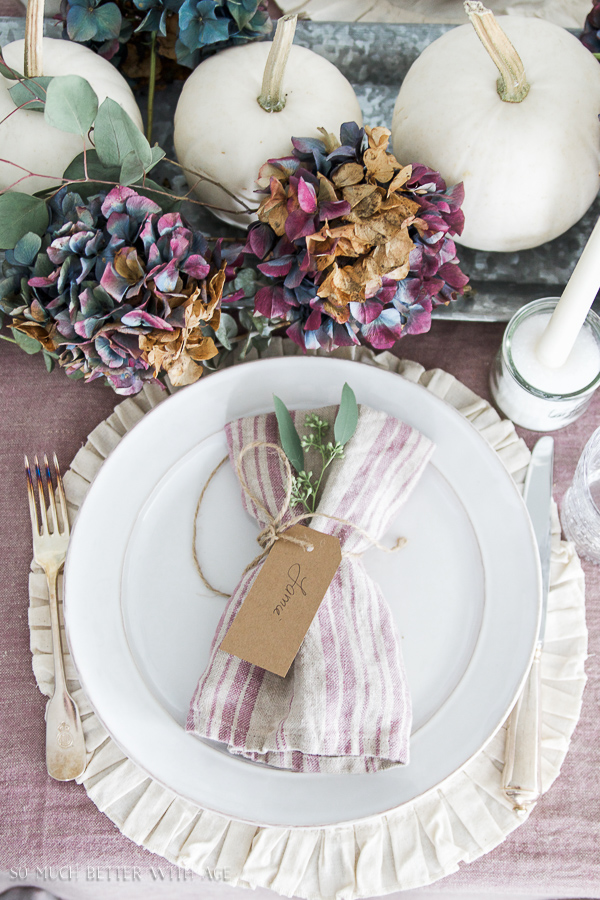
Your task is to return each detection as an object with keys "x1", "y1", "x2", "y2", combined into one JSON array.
[{"x1": 490, "y1": 298, "x2": 600, "y2": 431}]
